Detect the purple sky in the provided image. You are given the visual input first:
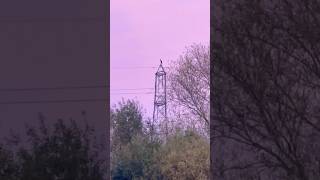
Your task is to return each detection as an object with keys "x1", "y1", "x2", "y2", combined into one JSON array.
[{"x1": 111, "y1": 0, "x2": 209, "y2": 118}]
